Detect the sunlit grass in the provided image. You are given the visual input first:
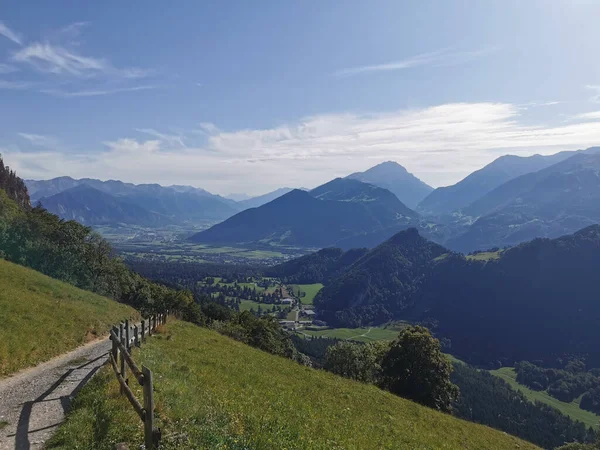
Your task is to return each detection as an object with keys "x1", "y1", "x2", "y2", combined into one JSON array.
[
  {"x1": 0, "y1": 259, "x2": 139, "y2": 378},
  {"x1": 51, "y1": 320, "x2": 539, "y2": 449},
  {"x1": 490, "y1": 367, "x2": 600, "y2": 428}
]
